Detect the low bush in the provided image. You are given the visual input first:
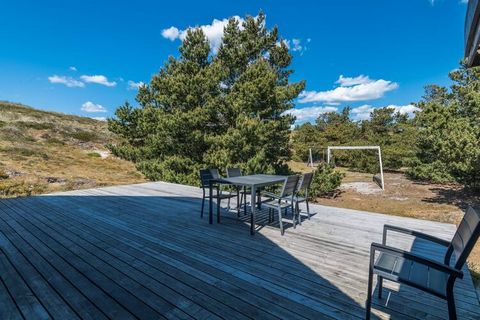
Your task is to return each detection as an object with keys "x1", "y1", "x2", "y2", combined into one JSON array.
[
  {"x1": 406, "y1": 160, "x2": 455, "y2": 184},
  {"x1": 68, "y1": 131, "x2": 98, "y2": 142},
  {"x1": 309, "y1": 163, "x2": 344, "y2": 198},
  {"x1": 0, "y1": 179, "x2": 47, "y2": 197},
  {"x1": 87, "y1": 152, "x2": 101, "y2": 158}
]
